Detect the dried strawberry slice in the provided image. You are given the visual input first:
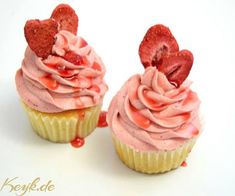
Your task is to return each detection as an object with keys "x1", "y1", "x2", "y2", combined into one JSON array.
[
  {"x1": 51, "y1": 4, "x2": 78, "y2": 35},
  {"x1": 157, "y1": 50, "x2": 193, "y2": 87},
  {"x1": 63, "y1": 51, "x2": 84, "y2": 65},
  {"x1": 24, "y1": 19, "x2": 58, "y2": 59},
  {"x1": 139, "y1": 24, "x2": 179, "y2": 68}
]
